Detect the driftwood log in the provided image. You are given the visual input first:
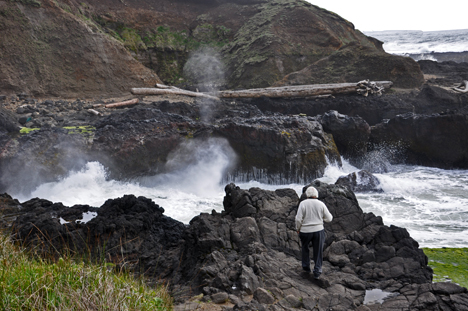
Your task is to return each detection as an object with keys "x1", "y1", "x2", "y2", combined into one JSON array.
[
  {"x1": 215, "y1": 81, "x2": 393, "y2": 98},
  {"x1": 131, "y1": 81, "x2": 392, "y2": 100},
  {"x1": 87, "y1": 109, "x2": 102, "y2": 116},
  {"x1": 105, "y1": 98, "x2": 139, "y2": 108},
  {"x1": 453, "y1": 81, "x2": 468, "y2": 93},
  {"x1": 131, "y1": 87, "x2": 220, "y2": 101}
]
